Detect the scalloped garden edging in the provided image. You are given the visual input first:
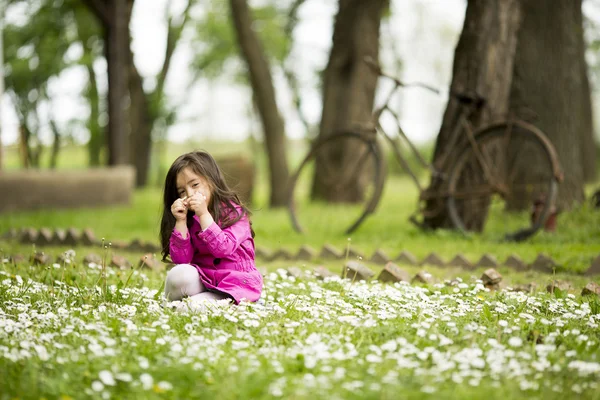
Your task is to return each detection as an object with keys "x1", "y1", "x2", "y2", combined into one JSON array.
[{"x1": 2, "y1": 227, "x2": 599, "y2": 276}]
